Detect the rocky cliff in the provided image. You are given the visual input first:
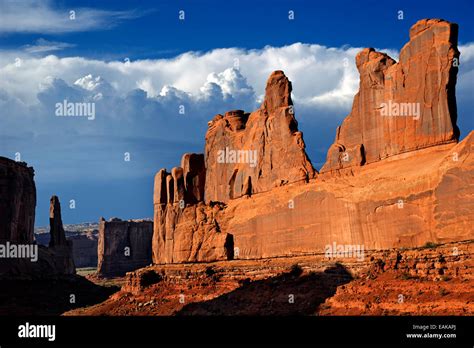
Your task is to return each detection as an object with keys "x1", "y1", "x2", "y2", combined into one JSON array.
[
  {"x1": 0, "y1": 157, "x2": 36, "y2": 244},
  {"x1": 151, "y1": 19, "x2": 473, "y2": 265},
  {"x1": 221, "y1": 132, "x2": 473, "y2": 258},
  {"x1": 321, "y1": 19, "x2": 460, "y2": 172},
  {"x1": 0, "y1": 158, "x2": 76, "y2": 278},
  {"x1": 153, "y1": 71, "x2": 315, "y2": 264}
]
